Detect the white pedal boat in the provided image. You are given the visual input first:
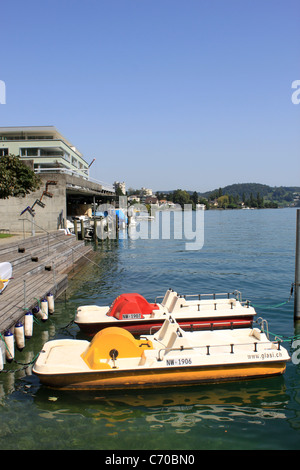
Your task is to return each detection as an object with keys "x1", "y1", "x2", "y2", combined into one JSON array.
[
  {"x1": 33, "y1": 315, "x2": 290, "y2": 391},
  {"x1": 74, "y1": 288, "x2": 256, "y2": 336},
  {"x1": 0, "y1": 262, "x2": 12, "y2": 294}
]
